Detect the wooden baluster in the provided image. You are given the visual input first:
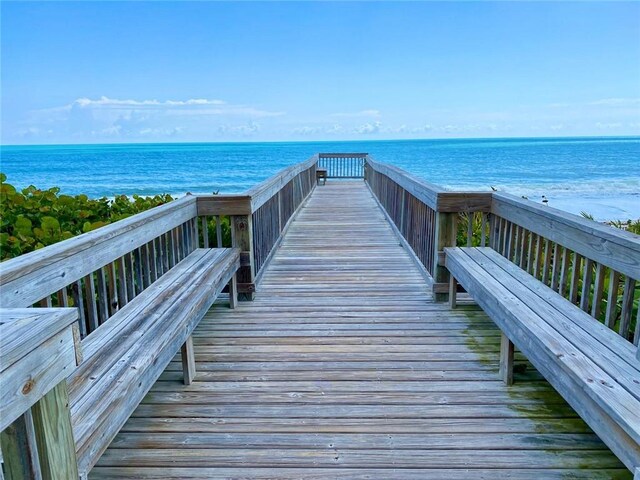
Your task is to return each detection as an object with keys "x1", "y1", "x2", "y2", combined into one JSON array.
[
  {"x1": 466, "y1": 213, "x2": 473, "y2": 247},
  {"x1": 550, "y1": 244, "x2": 561, "y2": 291},
  {"x1": 513, "y1": 226, "x2": 521, "y2": 265},
  {"x1": 216, "y1": 215, "x2": 223, "y2": 247},
  {"x1": 619, "y1": 276, "x2": 636, "y2": 340},
  {"x1": 201, "y1": 216, "x2": 210, "y2": 248},
  {"x1": 134, "y1": 249, "x2": 144, "y2": 294},
  {"x1": 125, "y1": 252, "x2": 136, "y2": 300},
  {"x1": 83, "y1": 274, "x2": 99, "y2": 333},
  {"x1": 193, "y1": 217, "x2": 199, "y2": 250},
  {"x1": 480, "y1": 213, "x2": 487, "y2": 247},
  {"x1": 541, "y1": 239, "x2": 552, "y2": 286},
  {"x1": 95, "y1": 267, "x2": 109, "y2": 325},
  {"x1": 634, "y1": 307, "x2": 640, "y2": 347},
  {"x1": 604, "y1": 270, "x2": 620, "y2": 329},
  {"x1": 569, "y1": 253, "x2": 582, "y2": 305},
  {"x1": 142, "y1": 242, "x2": 152, "y2": 287},
  {"x1": 116, "y1": 256, "x2": 128, "y2": 309},
  {"x1": 518, "y1": 229, "x2": 527, "y2": 269},
  {"x1": 558, "y1": 247, "x2": 571, "y2": 297},
  {"x1": 580, "y1": 259, "x2": 594, "y2": 312},
  {"x1": 162, "y1": 233, "x2": 171, "y2": 273},
  {"x1": 105, "y1": 262, "x2": 119, "y2": 315},
  {"x1": 150, "y1": 239, "x2": 158, "y2": 283},
  {"x1": 533, "y1": 235, "x2": 542, "y2": 279},
  {"x1": 525, "y1": 231, "x2": 534, "y2": 273},
  {"x1": 71, "y1": 280, "x2": 87, "y2": 338},
  {"x1": 591, "y1": 263, "x2": 606, "y2": 320}
]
